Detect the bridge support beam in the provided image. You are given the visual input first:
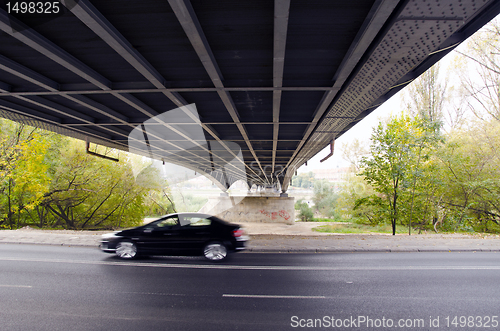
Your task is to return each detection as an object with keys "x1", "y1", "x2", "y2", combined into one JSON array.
[{"x1": 199, "y1": 196, "x2": 295, "y2": 224}]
